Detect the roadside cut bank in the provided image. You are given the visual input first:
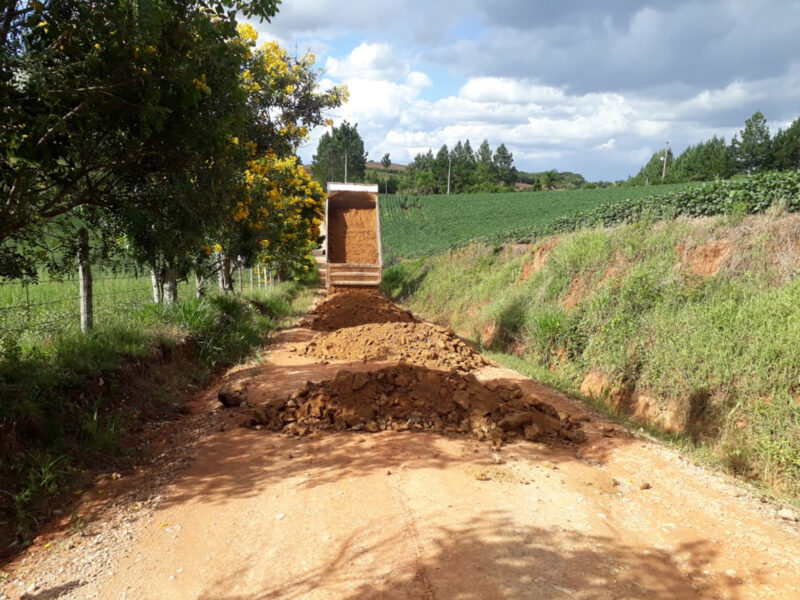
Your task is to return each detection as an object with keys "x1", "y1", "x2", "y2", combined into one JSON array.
[{"x1": 382, "y1": 212, "x2": 800, "y2": 500}]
